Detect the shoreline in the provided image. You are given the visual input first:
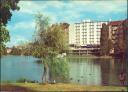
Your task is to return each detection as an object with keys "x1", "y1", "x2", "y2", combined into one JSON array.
[
  {"x1": 66, "y1": 55, "x2": 113, "y2": 59},
  {"x1": 2, "y1": 54, "x2": 113, "y2": 58},
  {"x1": 1, "y1": 83, "x2": 127, "y2": 91}
]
